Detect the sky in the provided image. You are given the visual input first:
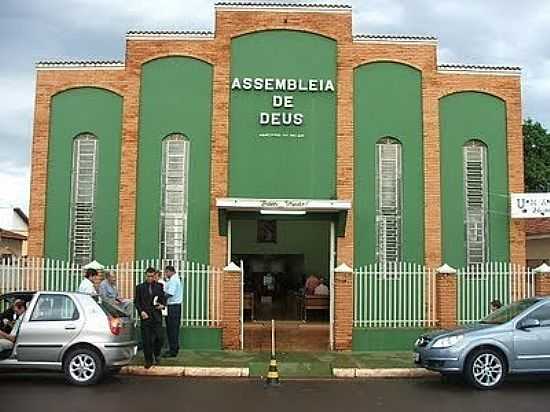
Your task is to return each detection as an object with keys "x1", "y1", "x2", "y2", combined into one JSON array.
[{"x1": 1, "y1": 0, "x2": 549, "y2": 213}]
